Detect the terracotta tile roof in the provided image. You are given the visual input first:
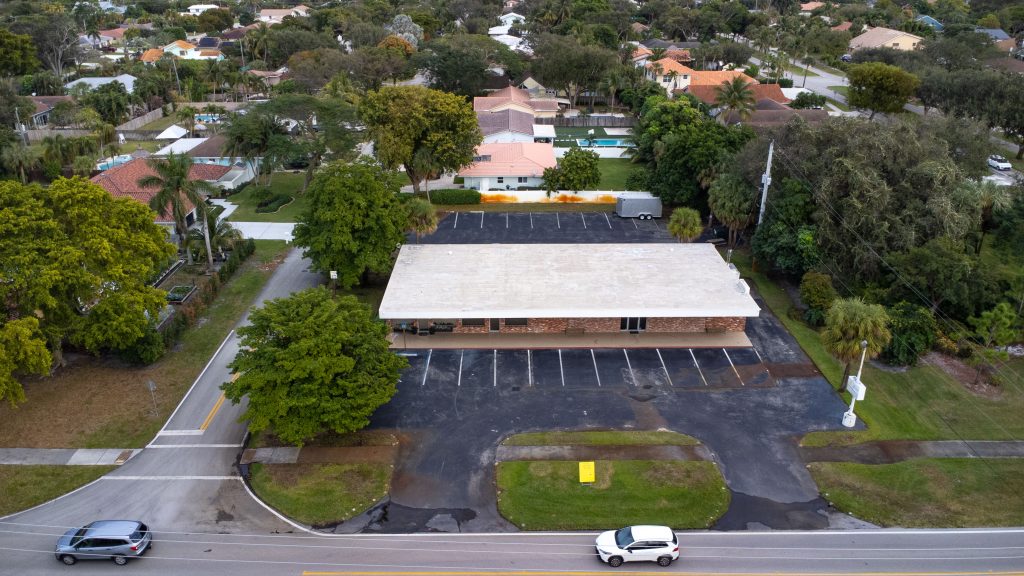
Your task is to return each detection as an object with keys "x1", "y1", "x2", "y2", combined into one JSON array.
[
  {"x1": 685, "y1": 82, "x2": 788, "y2": 105},
  {"x1": 688, "y1": 70, "x2": 756, "y2": 86},
  {"x1": 100, "y1": 28, "x2": 126, "y2": 40},
  {"x1": 90, "y1": 158, "x2": 229, "y2": 223},
  {"x1": 140, "y1": 48, "x2": 164, "y2": 63},
  {"x1": 665, "y1": 48, "x2": 692, "y2": 62},
  {"x1": 29, "y1": 95, "x2": 72, "y2": 115},
  {"x1": 631, "y1": 45, "x2": 652, "y2": 60},
  {"x1": 800, "y1": 1, "x2": 825, "y2": 10},
  {"x1": 477, "y1": 110, "x2": 535, "y2": 137},
  {"x1": 198, "y1": 49, "x2": 222, "y2": 57},
  {"x1": 169, "y1": 40, "x2": 196, "y2": 50},
  {"x1": 832, "y1": 21, "x2": 852, "y2": 31},
  {"x1": 459, "y1": 143, "x2": 557, "y2": 178},
  {"x1": 473, "y1": 86, "x2": 559, "y2": 113},
  {"x1": 646, "y1": 57, "x2": 695, "y2": 76}
]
